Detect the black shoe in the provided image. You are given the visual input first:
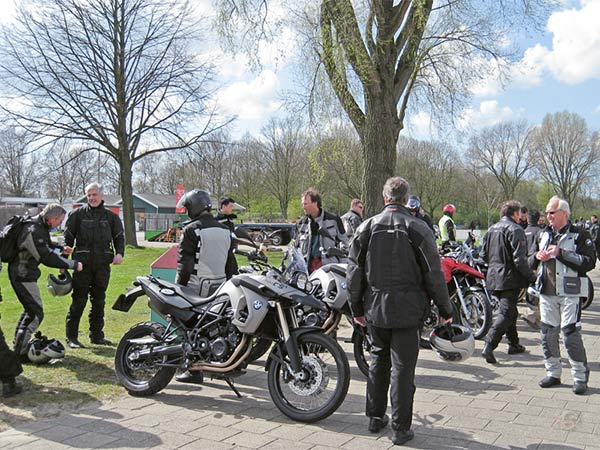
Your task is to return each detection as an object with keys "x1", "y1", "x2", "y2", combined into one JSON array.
[
  {"x1": 507, "y1": 344, "x2": 526, "y2": 355},
  {"x1": 539, "y1": 376, "x2": 561, "y2": 388},
  {"x1": 368, "y1": 414, "x2": 389, "y2": 433},
  {"x1": 481, "y1": 344, "x2": 497, "y2": 364},
  {"x1": 90, "y1": 338, "x2": 113, "y2": 346},
  {"x1": 175, "y1": 371, "x2": 204, "y2": 384},
  {"x1": 2, "y1": 380, "x2": 23, "y2": 398},
  {"x1": 573, "y1": 381, "x2": 587, "y2": 395},
  {"x1": 67, "y1": 338, "x2": 86, "y2": 349},
  {"x1": 392, "y1": 429, "x2": 414, "y2": 446}
]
